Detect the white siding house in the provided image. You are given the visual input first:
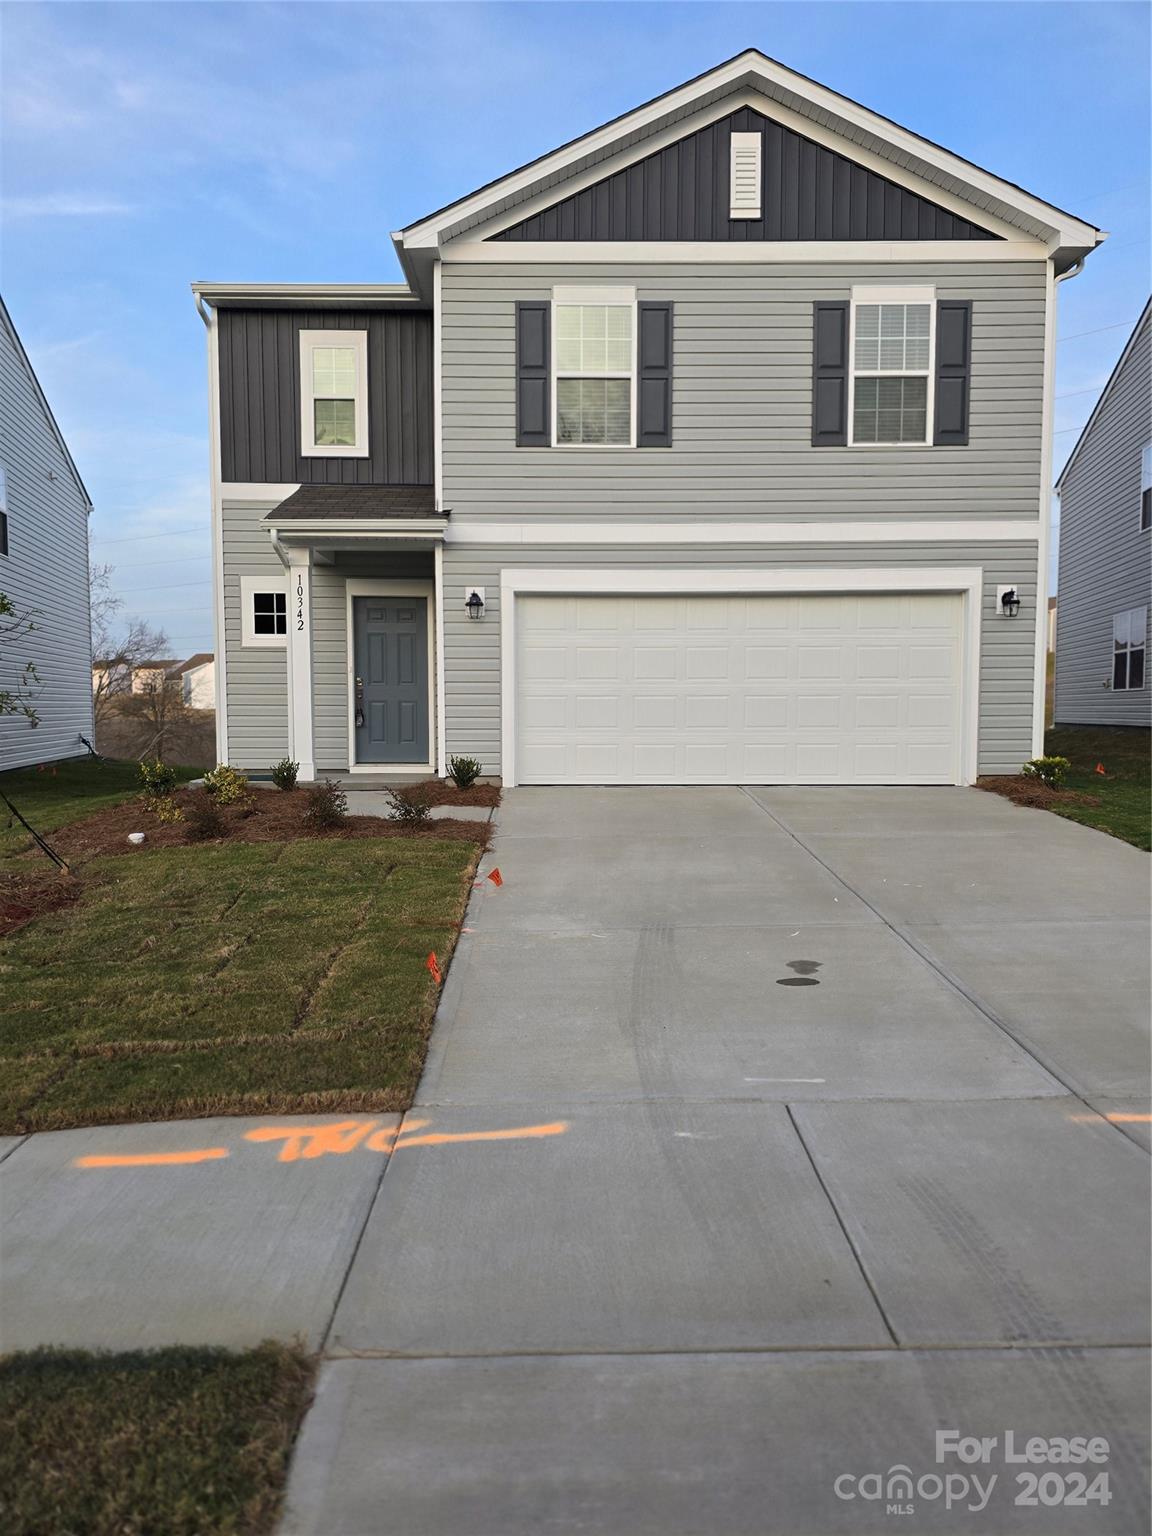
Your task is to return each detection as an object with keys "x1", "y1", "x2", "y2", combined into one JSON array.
[
  {"x1": 0, "y1": 296, "x2": 94, "y2": 770},
  {"x1": 1054, "y1": 300, "x2": 1151, "y2": 726}
]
